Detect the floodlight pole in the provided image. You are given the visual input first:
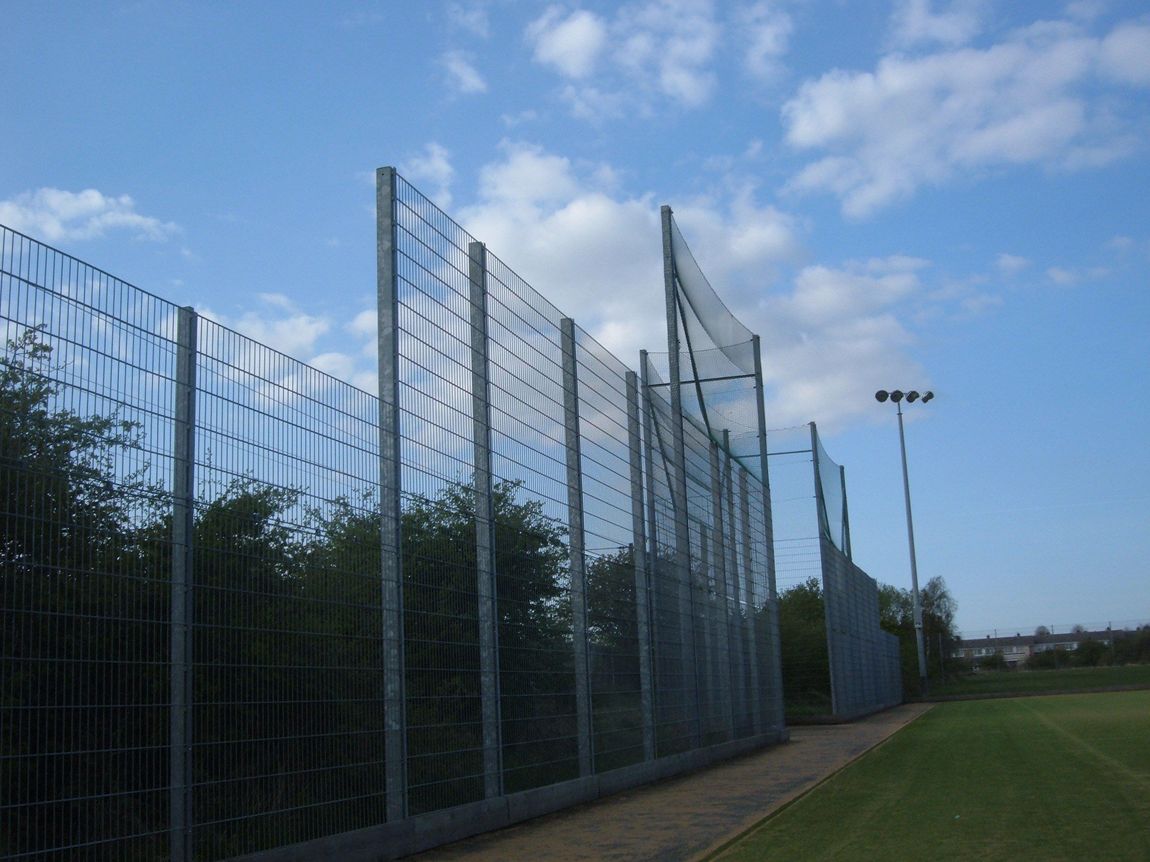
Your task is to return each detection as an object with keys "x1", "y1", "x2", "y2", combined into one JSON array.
[{"x1": 894, "y1": 399, "x2": 929, "y2": 696}]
